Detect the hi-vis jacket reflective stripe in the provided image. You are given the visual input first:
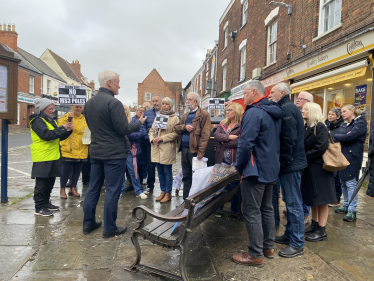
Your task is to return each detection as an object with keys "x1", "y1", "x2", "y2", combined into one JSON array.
[{"x1": 30, "y1": 118, "x2": 60, "y2": 162}]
